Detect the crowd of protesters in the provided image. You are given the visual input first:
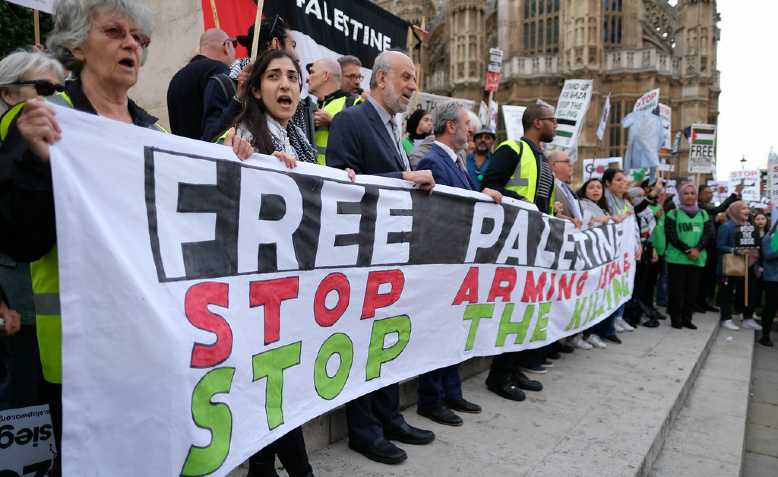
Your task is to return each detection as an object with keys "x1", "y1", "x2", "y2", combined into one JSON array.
[{"x1": 0, "y1": 1, "x2": 775, "y2": 476}]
